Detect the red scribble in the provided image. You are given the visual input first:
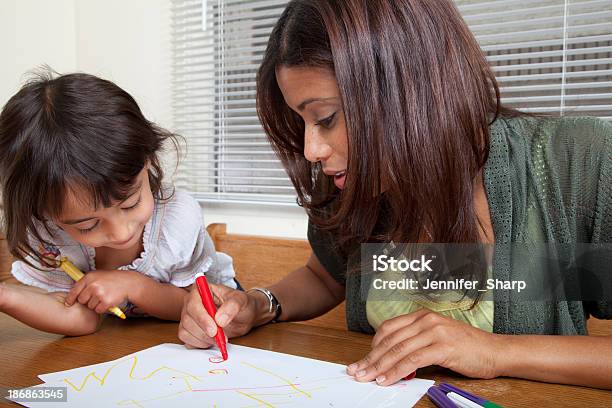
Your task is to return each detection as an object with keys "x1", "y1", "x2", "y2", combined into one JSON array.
[
  {"x1": 192, "y1": 384, "x2": 302, "y2": 392},
  {"x1": 208, "y1": 356, "x2": 224, "y2": 364}
]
